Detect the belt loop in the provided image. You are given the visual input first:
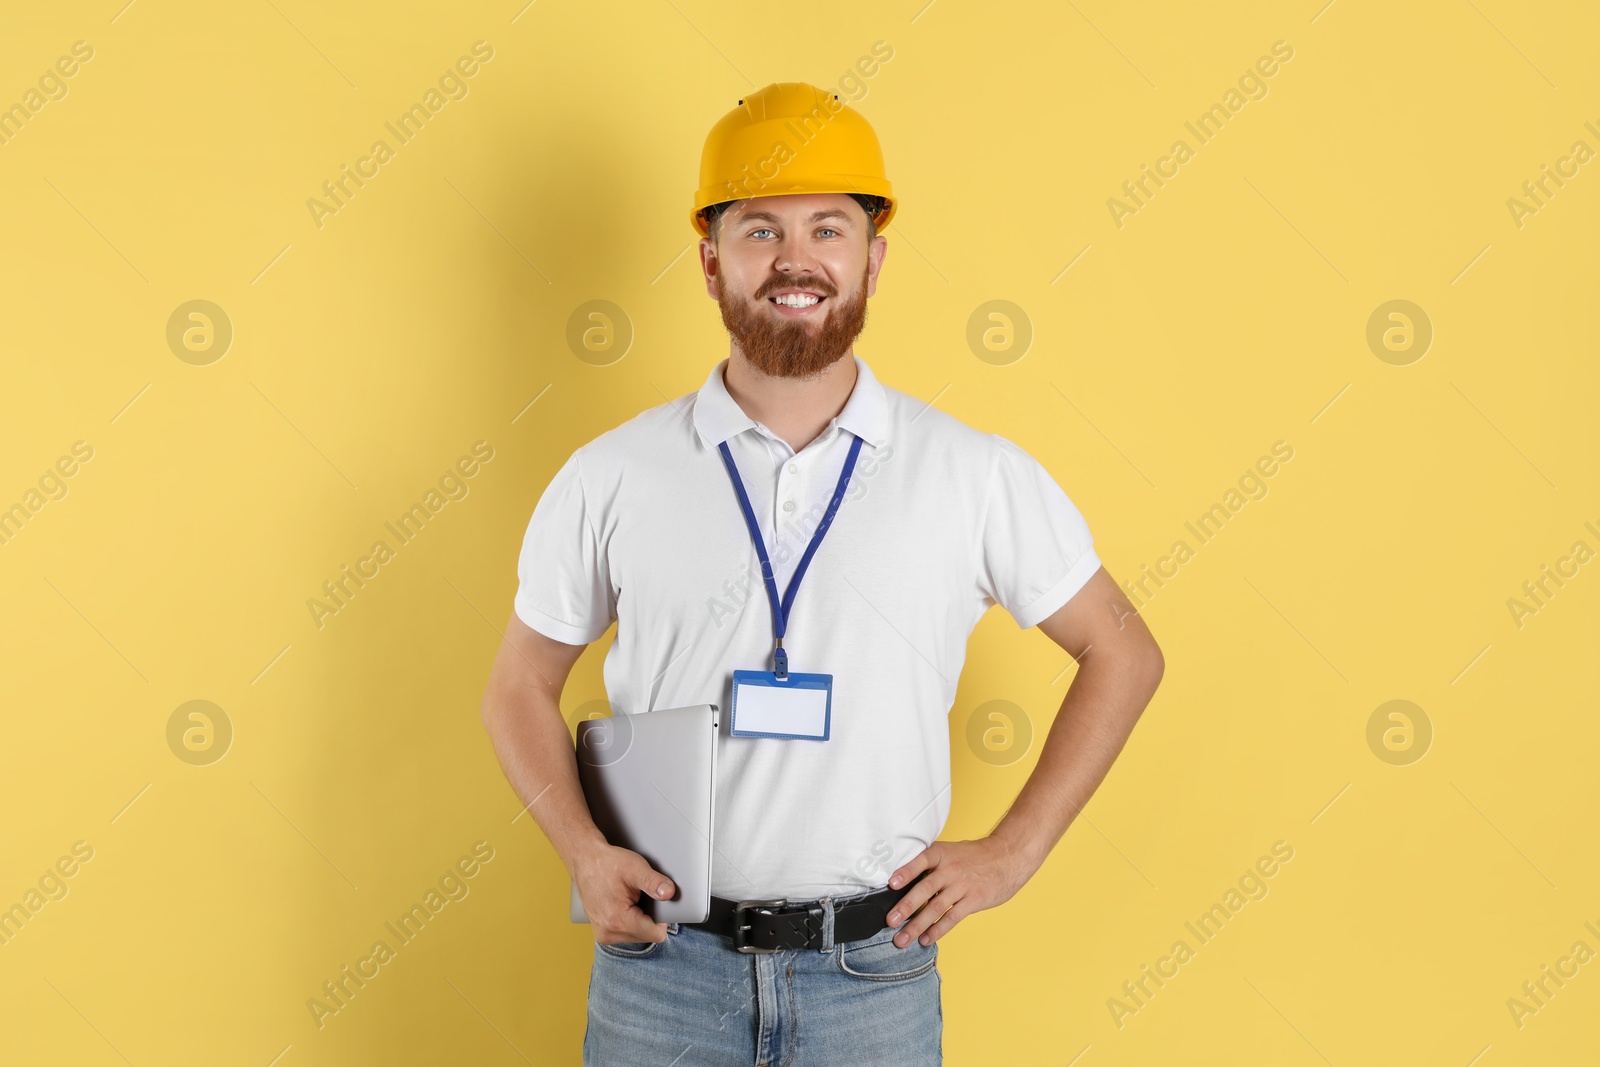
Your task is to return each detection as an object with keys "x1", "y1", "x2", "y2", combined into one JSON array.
[{"x1": 818, "y1": 897, "x2": 835, "y2": 953}]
